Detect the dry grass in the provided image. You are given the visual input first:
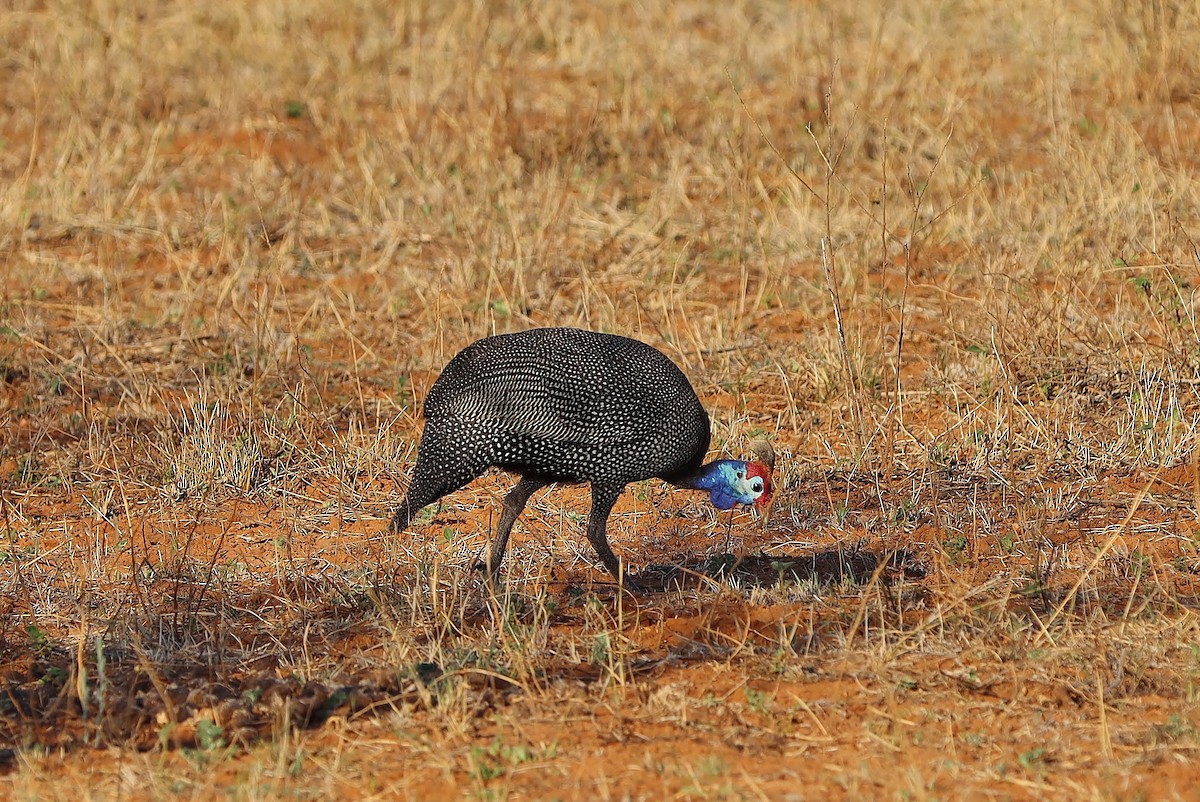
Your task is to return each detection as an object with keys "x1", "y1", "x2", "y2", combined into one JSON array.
[{"x1": 3, "y1": 0, "x2": 1200, "y2": 799}]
